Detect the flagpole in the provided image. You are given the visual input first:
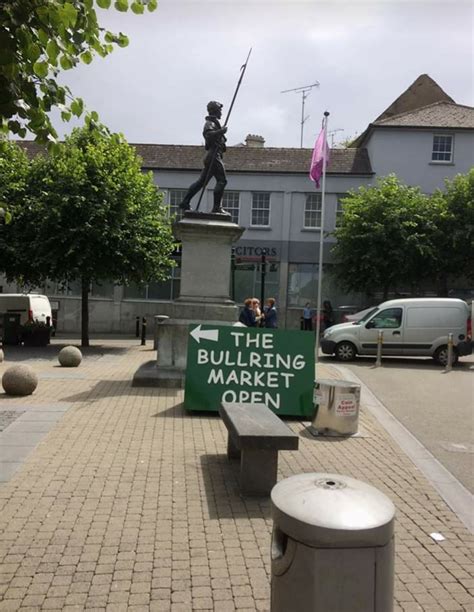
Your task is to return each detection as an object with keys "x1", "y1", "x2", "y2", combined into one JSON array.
[{"x1": 314, "y1": 111, "x2": 330, "y2": 364}]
